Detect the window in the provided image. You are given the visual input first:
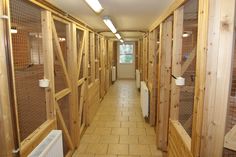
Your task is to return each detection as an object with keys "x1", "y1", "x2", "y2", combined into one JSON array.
[{"x1": 119, "y1": 44, "x2": 134, "y2": 64}]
